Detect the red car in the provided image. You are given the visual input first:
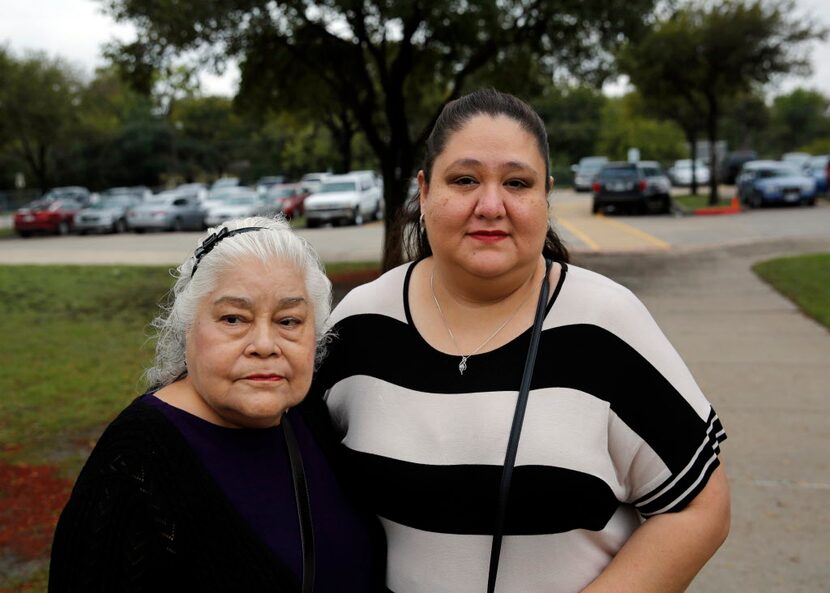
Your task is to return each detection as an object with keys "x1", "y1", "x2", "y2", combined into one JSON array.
[
  {"x1": 14, "y1": 199, "x2": 83, "y2": 237},
  {"x1": 265, "y1": 184, "x2": 310, "y2": 219}
]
